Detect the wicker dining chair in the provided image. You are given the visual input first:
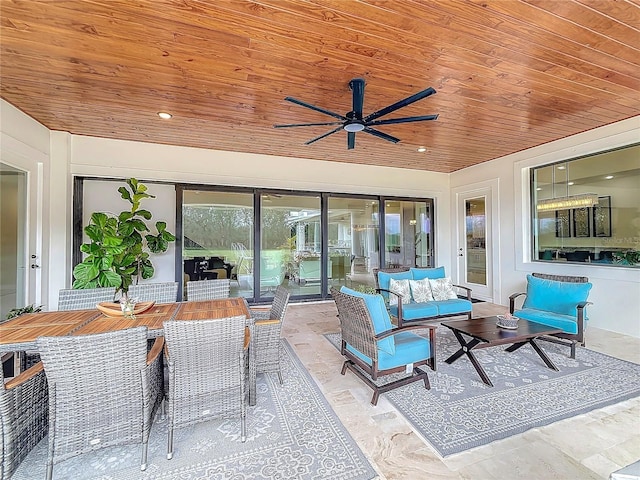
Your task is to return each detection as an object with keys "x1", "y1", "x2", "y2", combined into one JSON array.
[
  {"x1": 57, "y1": 287, "x2": 115, "y2": 310},
  {"x1": 185, "y1": 279, "x2": 230, "y2": 301},
  {"x1": 163, "y1": 316, "x2": 248, "y2": 459},
  {"x1": 128, "y1": 281, "x2": 179, "y2": 303},
  {"x1": 36, "y1": 327, "x2": 163, "y2": 480},
  {"x1": 0, "y1": 362, "x2": 48, "y2": 480},
  {"x1": 249, "y1": 285, "x2": 291, "y2": 384}
]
